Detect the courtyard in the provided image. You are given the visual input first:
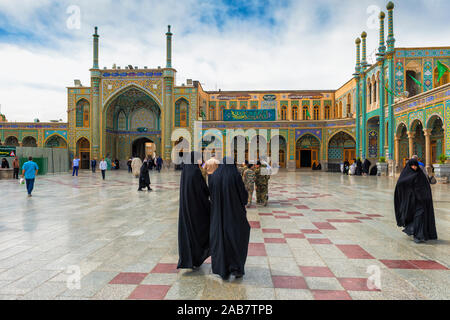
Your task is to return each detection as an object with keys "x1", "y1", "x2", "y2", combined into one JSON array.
[{"x1": 0, "y1": 169, "x2": 448, "y2": 300}]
